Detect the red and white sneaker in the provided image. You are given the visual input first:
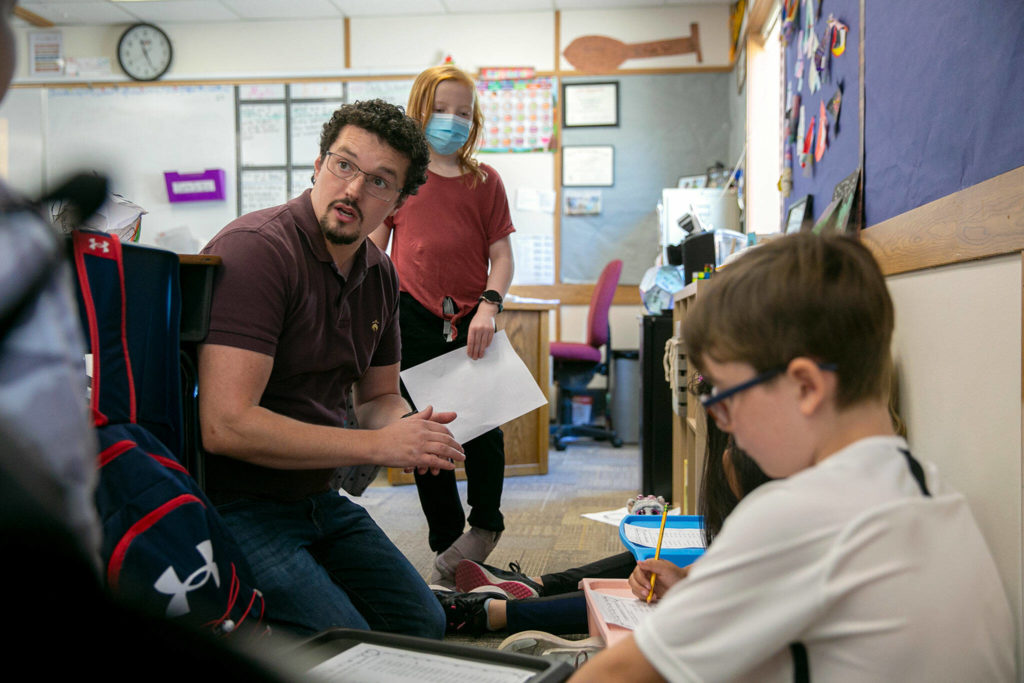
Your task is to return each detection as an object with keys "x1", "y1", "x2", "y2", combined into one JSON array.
[{"x1": 455, "y1": 559, "x2": 542, "y2": 600}]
